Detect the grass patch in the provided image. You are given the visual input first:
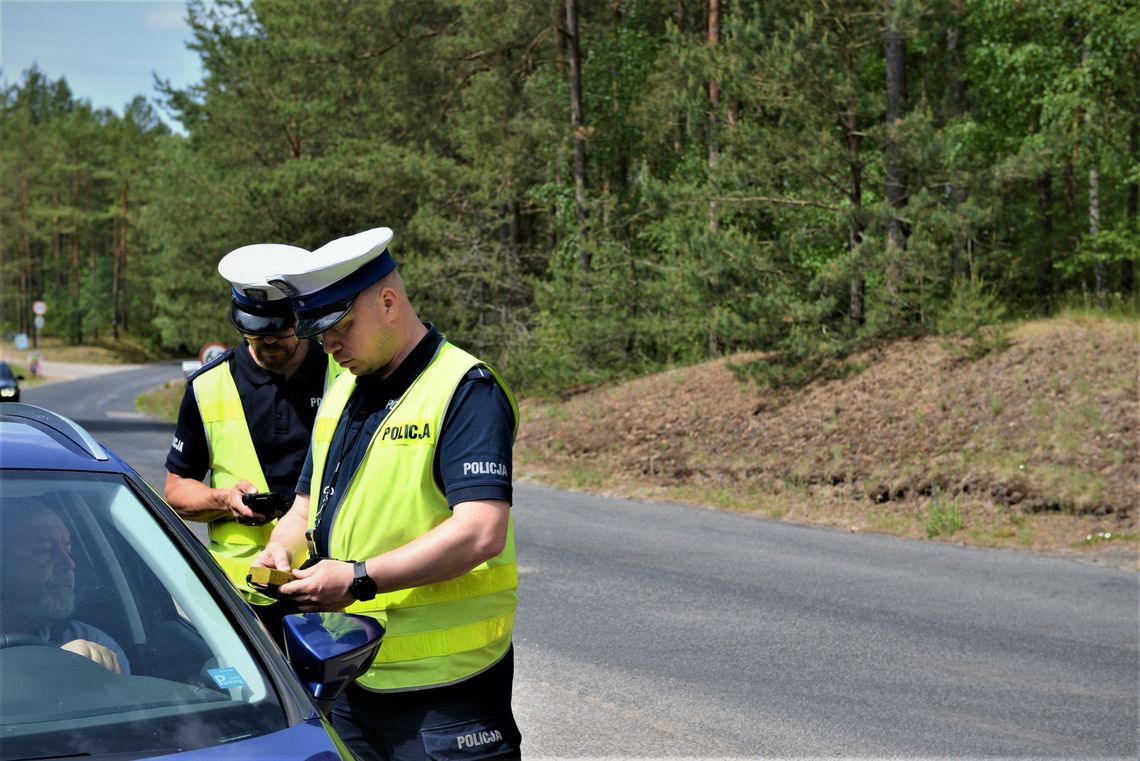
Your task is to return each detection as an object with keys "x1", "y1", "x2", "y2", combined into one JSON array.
[
  {"x1": 968, "y1": 525, "x2": 1015, "y2": 546},
  {"x1": 136, "y1": 380, "x2": 184, "y2": 422},
  {"x1": 529, "y1": 462, "x2": 607, "y2": 492},
  {"x1": 1081, "y1": 530, "x2": 1139, "y2": 545},
  {"x1": 667, "y1": 481, "x2": 781, "y2": 516},
  {"x1": 866, "y1": 511, "x2": 912, "y2": 535},
  {"x1": 534, "y1": 403, "x2": 570, "y2": 423},
  {"x1": 10, "y1": 334, "x2": 173, "y2": 364},
  {"x1": 1053, "y1": 303, "x2": 1140, "y2": 323},
  {"x1": 924, "y1": 497, "x2": 964, "y2": 538},
  {"x1": 1032, "y1": 464, "x2": 1105, "y2": 512},
  {"x1": 567, "y1": 465, "x2": 605, "y2": 490}
]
